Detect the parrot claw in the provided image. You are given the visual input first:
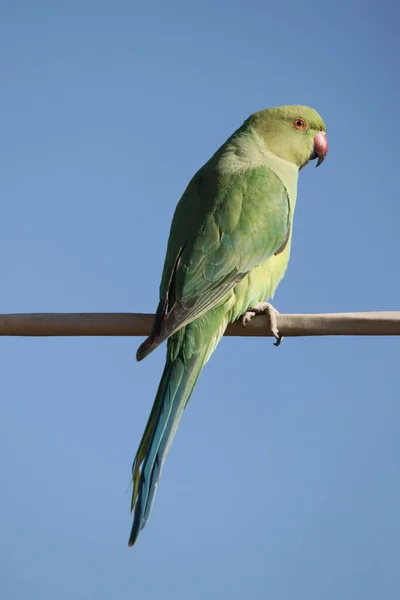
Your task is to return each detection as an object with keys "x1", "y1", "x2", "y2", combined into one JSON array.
[
  {"x1": 242, "y1": 302, "x2": 283, "y2": 346},
  {"x1": 241, "y1": 311, "x2": 256, "y2": 327}
]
